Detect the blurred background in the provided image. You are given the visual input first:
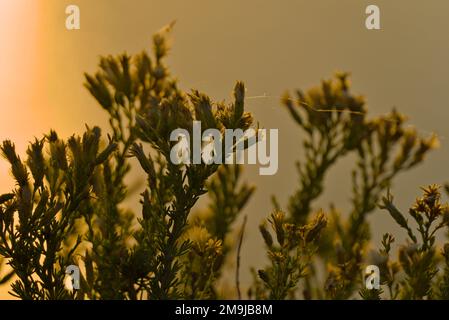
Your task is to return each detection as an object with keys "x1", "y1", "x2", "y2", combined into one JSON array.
[{"x1": 1, "y1": 0, "x2": 449, "y2": 298}]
